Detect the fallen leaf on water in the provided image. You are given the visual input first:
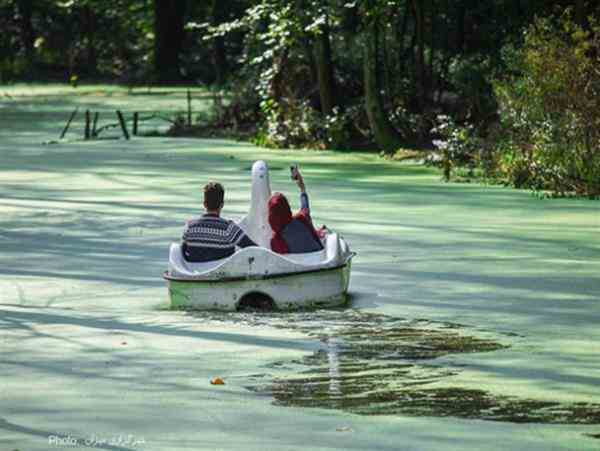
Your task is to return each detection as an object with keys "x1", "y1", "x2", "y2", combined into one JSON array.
[{"x1": 211, "y1": 377, "x2": 225, "y2": 385}]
